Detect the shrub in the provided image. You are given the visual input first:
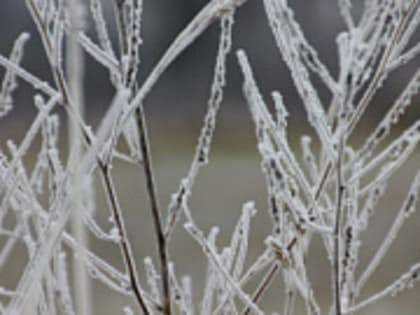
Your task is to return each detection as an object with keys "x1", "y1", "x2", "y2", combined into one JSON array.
[{"x1": 0, "y1": 0, "x2": 420, "y2": 314}]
